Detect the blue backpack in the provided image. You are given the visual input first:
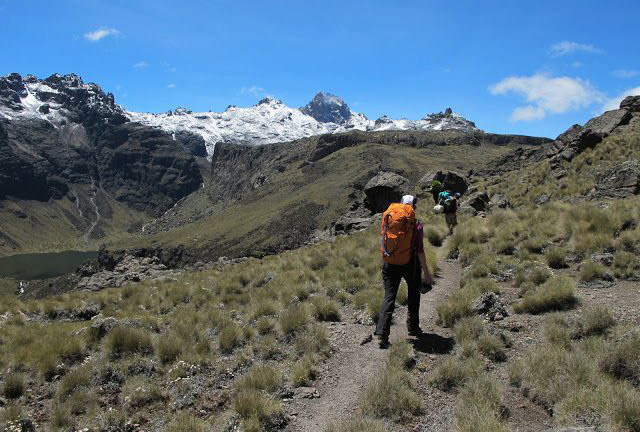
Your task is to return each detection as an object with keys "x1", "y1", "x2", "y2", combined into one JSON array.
[{"x1": 438, "y1": 191, "x2": 451, "y2": 205}]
